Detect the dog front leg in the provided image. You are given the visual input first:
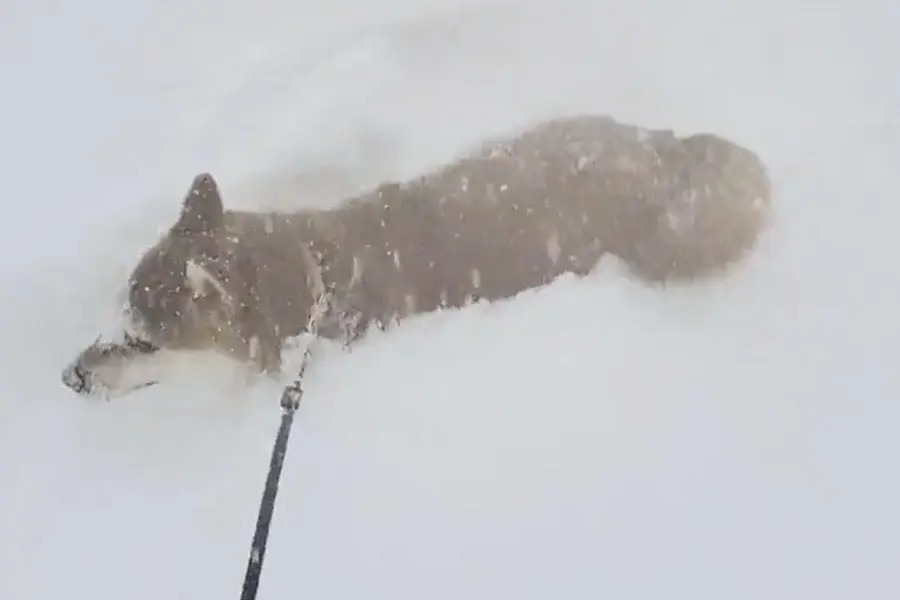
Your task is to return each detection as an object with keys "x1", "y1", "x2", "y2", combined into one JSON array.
[
  {"x1": 315, "y1": 292, "x2": 368, "y2": 350},
  {"x1": 248, "y1": 316, "x2": 283, "y2": 375}
]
